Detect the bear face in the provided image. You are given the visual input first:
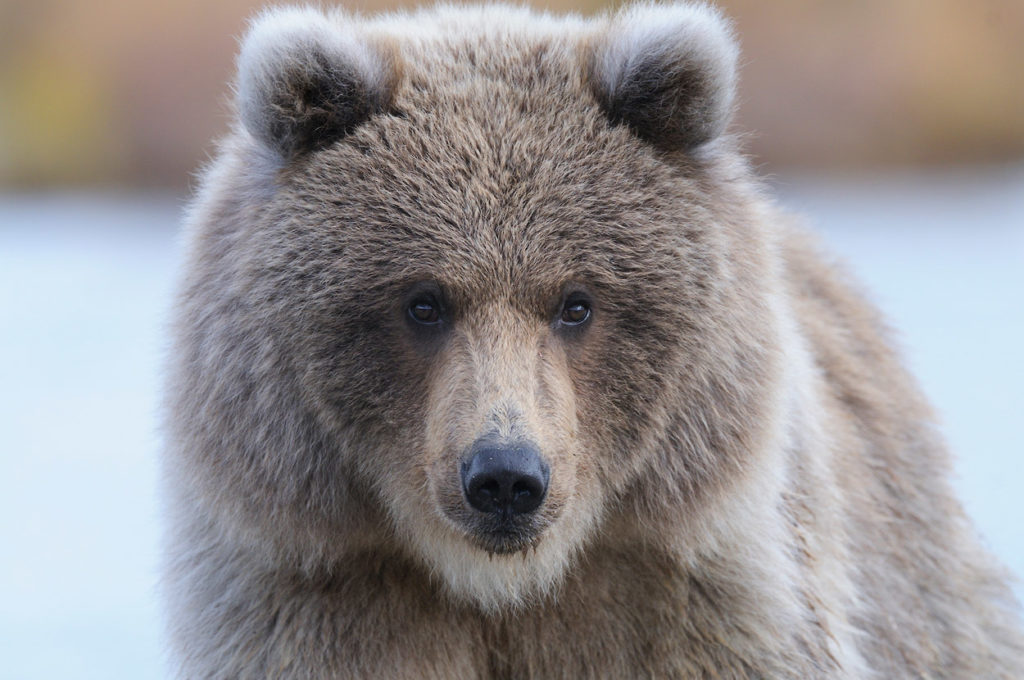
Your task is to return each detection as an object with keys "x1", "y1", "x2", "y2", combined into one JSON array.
[{"x1": 170, "y1": 5, "x2": 782, "y2": 610}]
